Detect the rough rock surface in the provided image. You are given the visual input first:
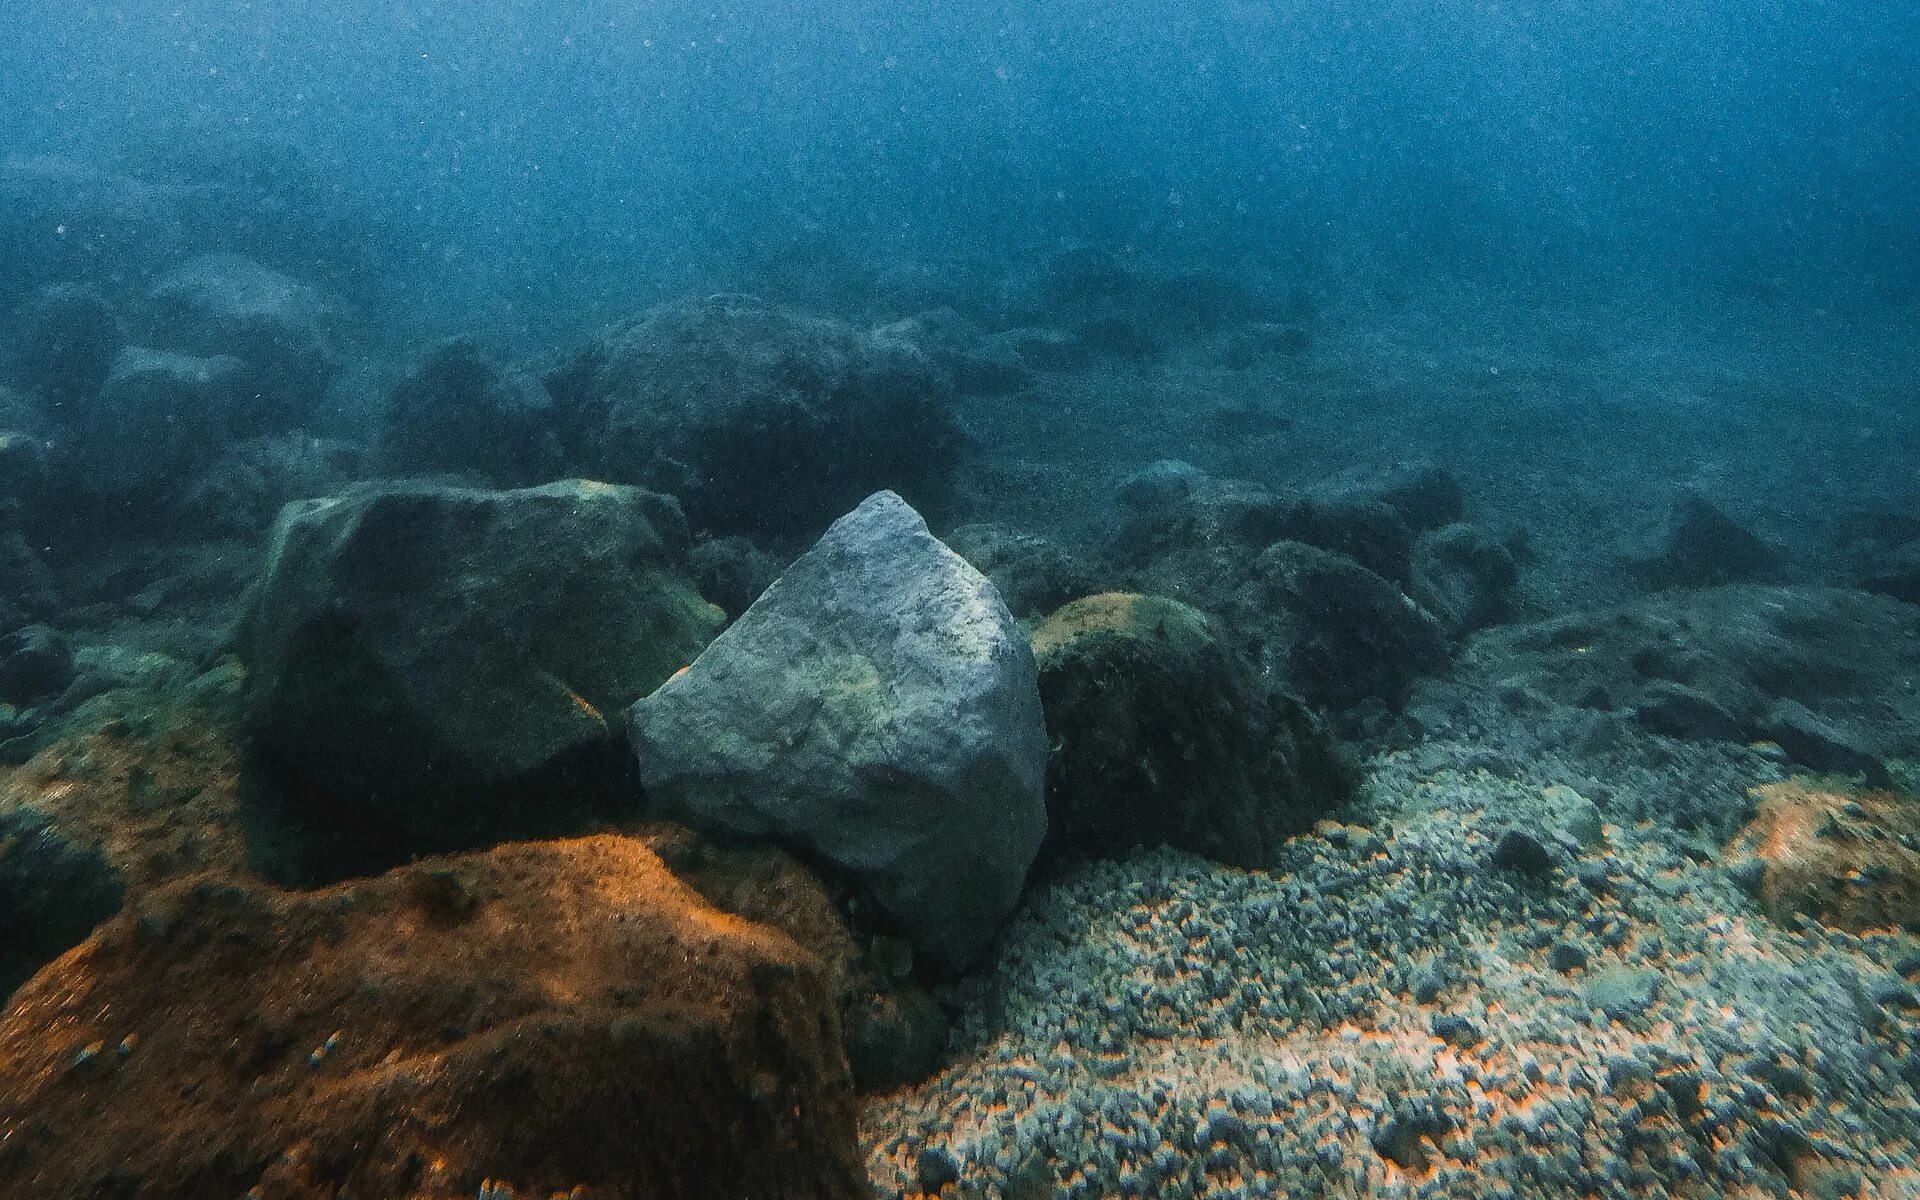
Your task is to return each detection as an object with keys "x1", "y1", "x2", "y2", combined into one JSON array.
[
  {"x1": 380, "y1": 337, "x2": 559, "y2": 485},
  {"x1": 0, "y1": 803, "x2": 124, "y2": 999},
  {"x1": 1628, "y1": 491, "x2": 1784, "y2": 590},
  {"x1": 59, "y1": 346, "x2": 249, "y2": 496},
  {"x1": 544, "y1": 293, "x2": 964, "y2": 540},
  {"x1": 1032, "y1": 593, "x2": 1350, "y2": 866},
  {"x1": 1240, "y1": 540, "x2": 1452, "y2": 711},
  {"x1": 629, "y1": 490, "x2": 1047, "y2": 971},
  {"x1": 0, "y1": 836, "x2": 865, "y2": 1200},
  {"x1": 241, "y1": 479, "x2": 723, "y2": 854},
  {"x1": 1724, "y1": 781, "x2": 1920, "y2": 933},
  {"x1": 147, "y1": 252, "x2": 339, "y2": 421},
  {"x1": 945, "y1": 522, "x2": 1100, "y2": 622}
]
